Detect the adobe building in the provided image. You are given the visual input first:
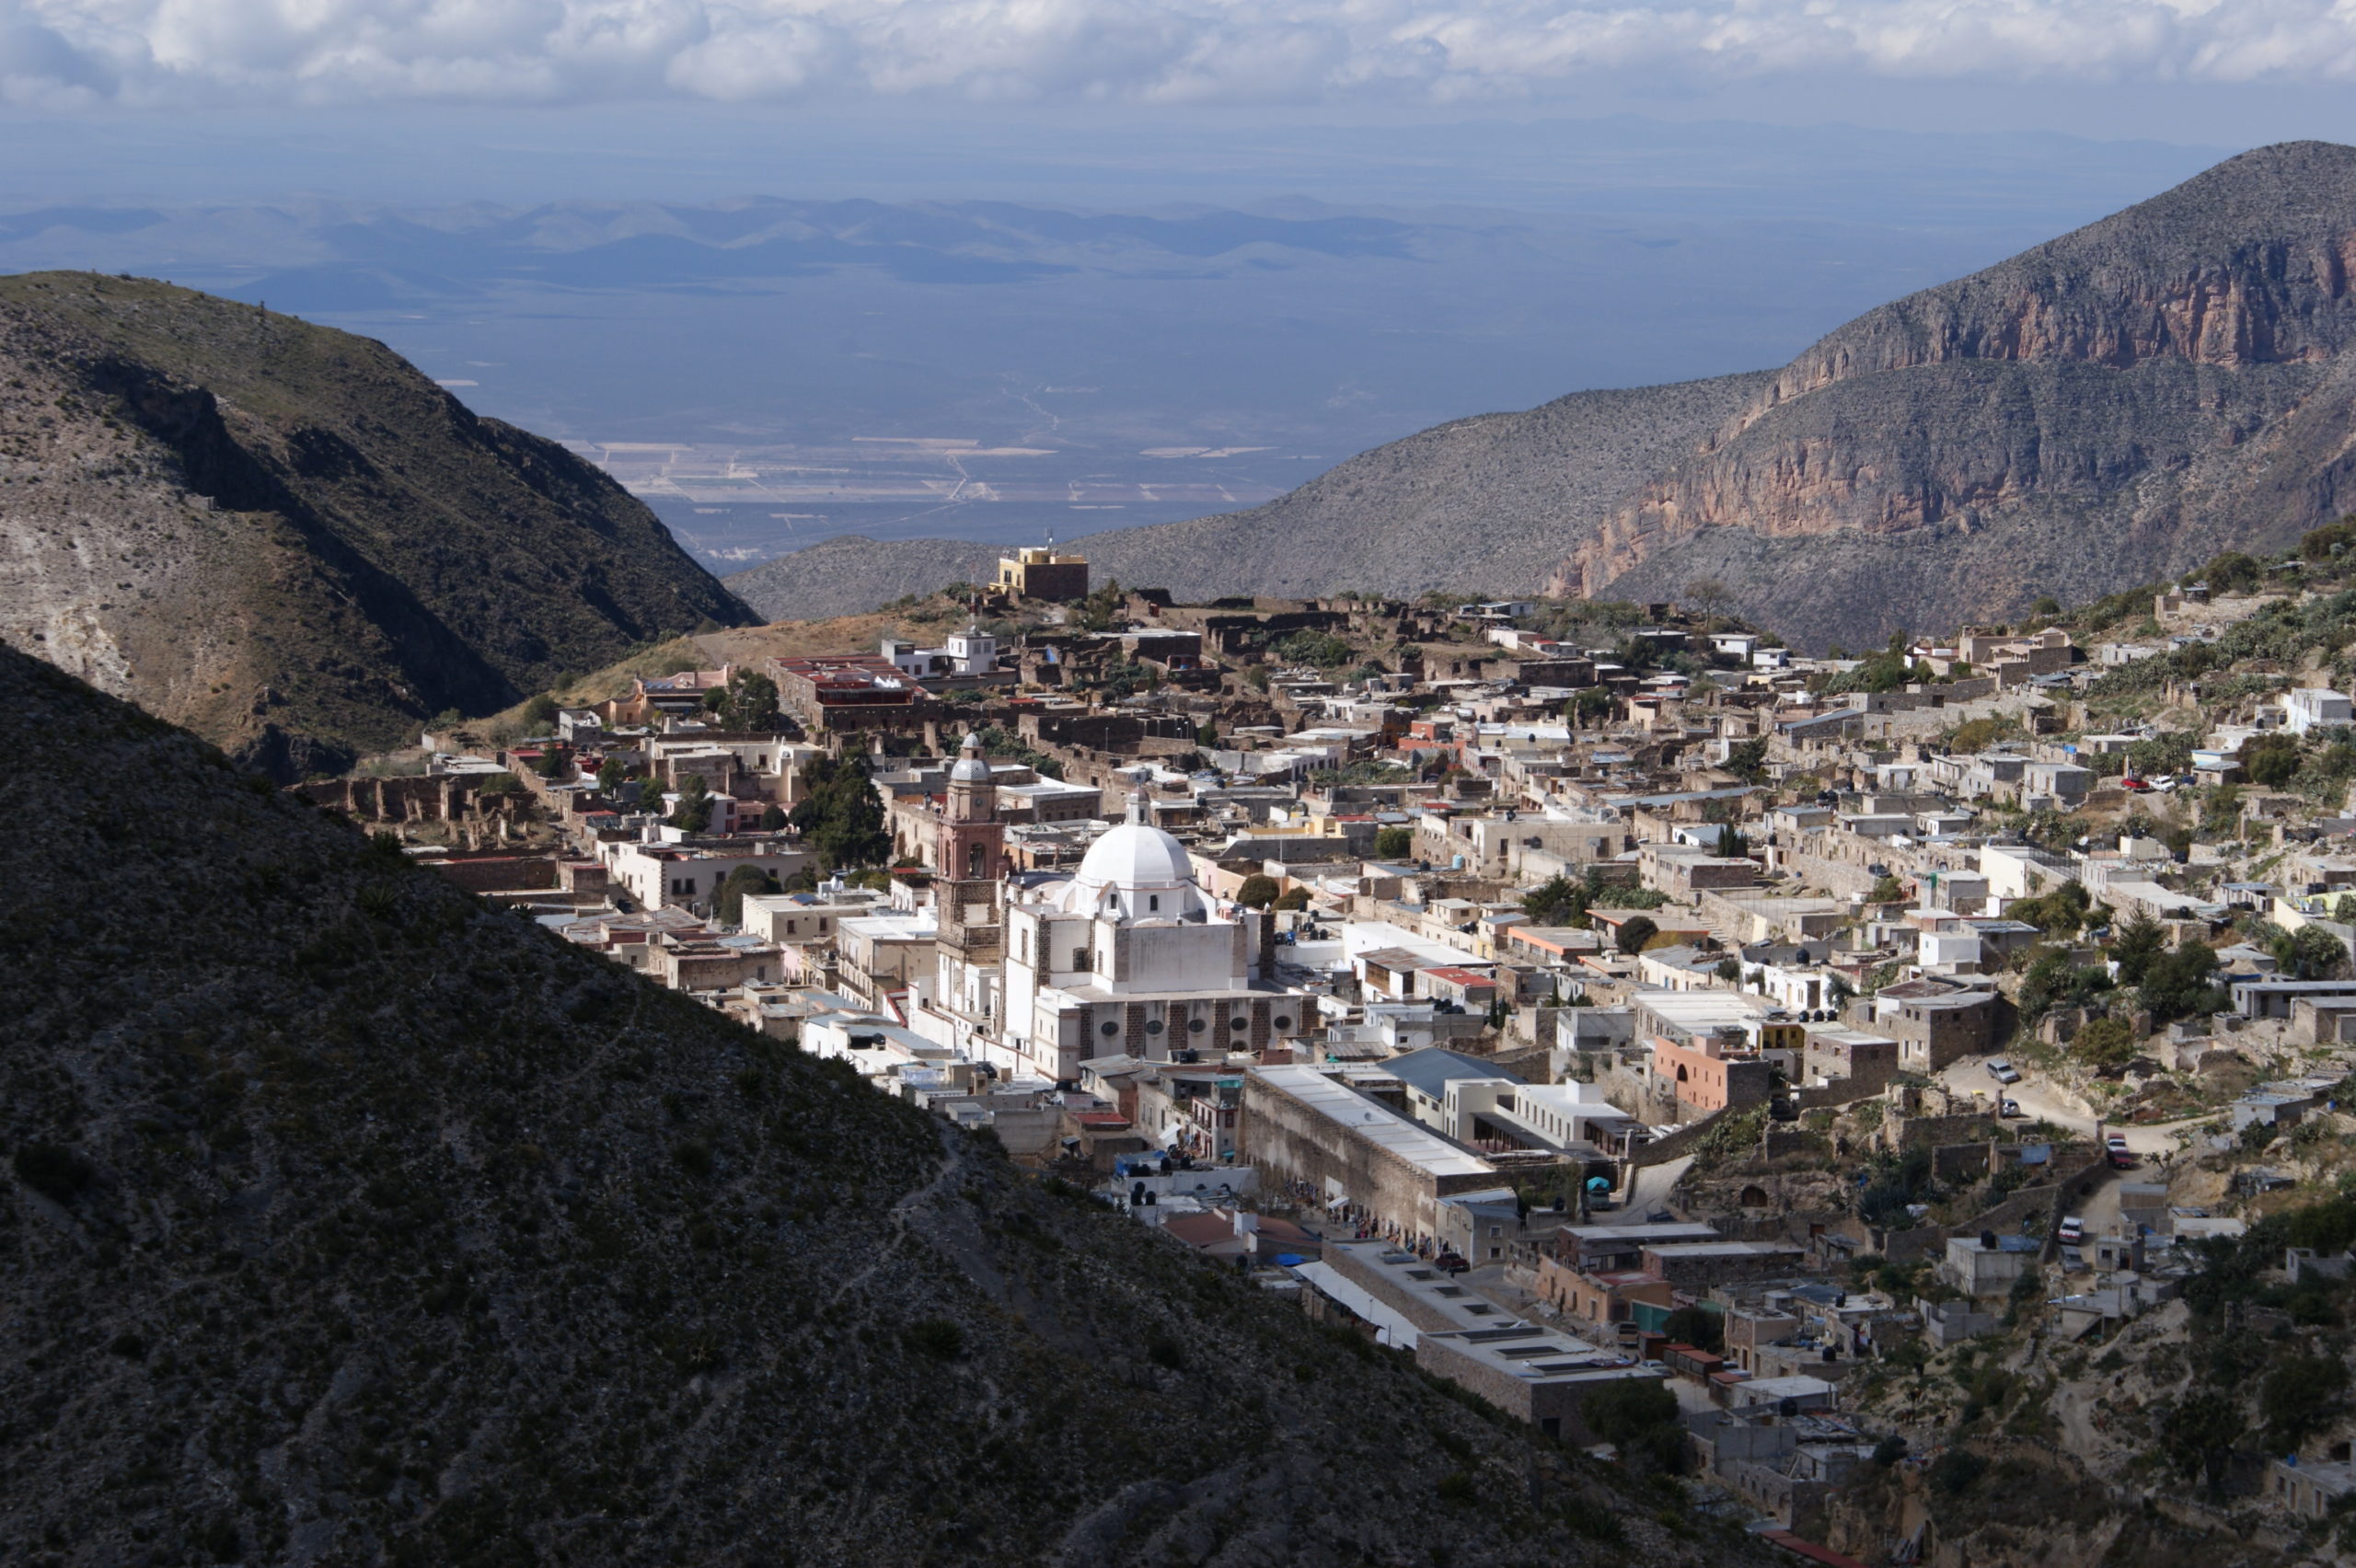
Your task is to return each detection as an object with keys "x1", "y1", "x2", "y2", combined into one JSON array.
[{"x1": 996, "y1": 544, "x2": 1091, "y2": 602}]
